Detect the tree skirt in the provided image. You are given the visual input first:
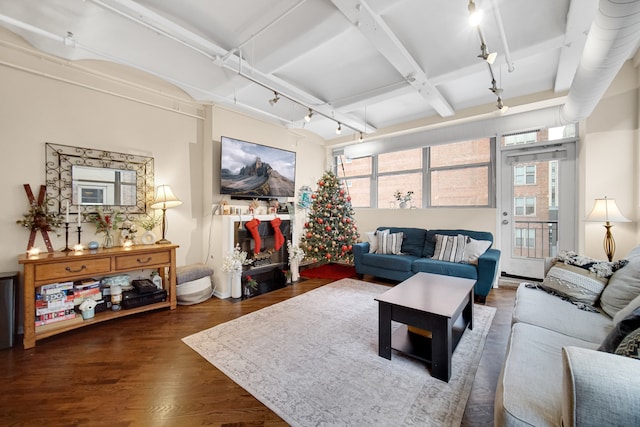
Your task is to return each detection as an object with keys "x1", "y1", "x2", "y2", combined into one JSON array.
[
  {"x1": 183, "y1": 279, "x2": 496, "y2": 426},
  {"x1": 300, "y1": 263, "x2": 356, "y2": 280}
]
